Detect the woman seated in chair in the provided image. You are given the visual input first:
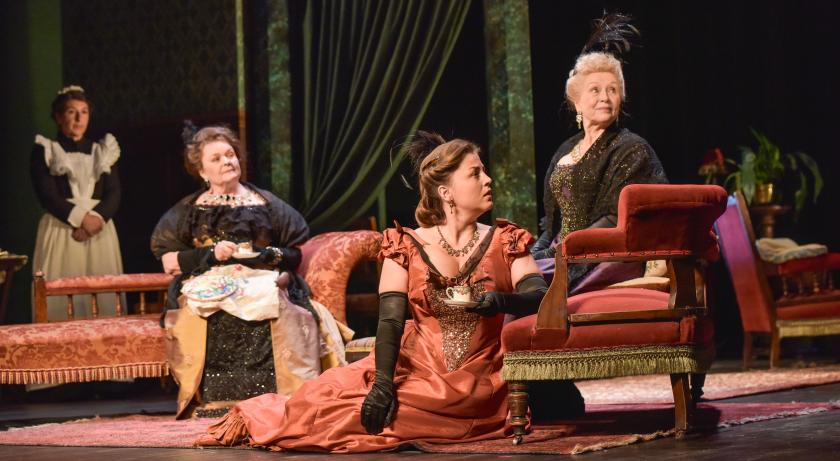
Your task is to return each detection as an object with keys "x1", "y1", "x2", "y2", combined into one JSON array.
[
  {"x1": 531, "y1": 13, "x2": 668, "y2": 293},
  {"x1": 197, "y1": 131, "x2": 549, "y2": 451},
  {"x1": 150, "y1": 125, "x2": 348, "y2": 418}
]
